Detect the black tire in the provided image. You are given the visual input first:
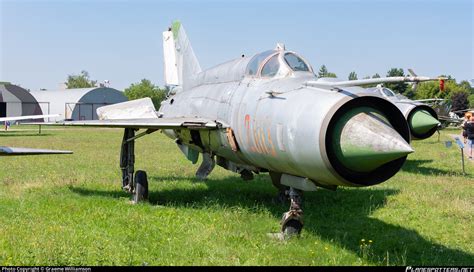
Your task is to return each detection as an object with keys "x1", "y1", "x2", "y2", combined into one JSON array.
[
  {"x1": 283, "y1": 219, "x2": 303, "y2": 236},
  {"x1": 134, "y1": 170, "x2": 148, "y2": 203}
]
